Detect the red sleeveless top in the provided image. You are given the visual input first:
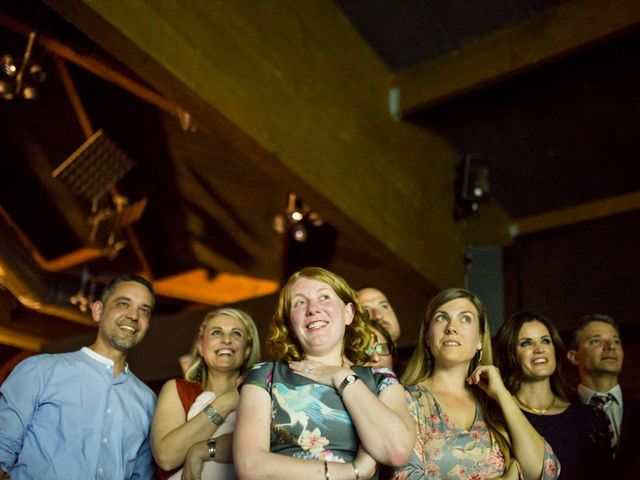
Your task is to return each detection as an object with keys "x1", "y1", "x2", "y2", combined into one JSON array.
[{"x1": 155, "y1": 379, "x2": 204, "y2": 480}]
